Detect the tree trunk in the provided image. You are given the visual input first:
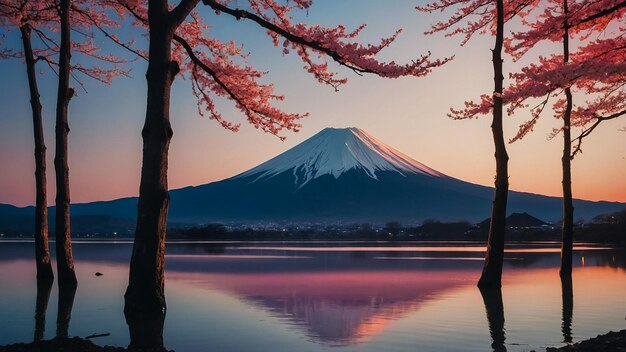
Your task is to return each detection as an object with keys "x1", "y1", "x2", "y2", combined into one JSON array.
[
  {"x1": 124, "y1": 3, "x2": 177, "y2": 346},
  {"x1": 125, "y1": 309, "x2": 165, "y2": 350},
  {"x1": 55, "y1": 0, "x2": 77, "y2": 287},
  {"x1": 56, "y1": 281, "x2": 77, "y2": 339},
  {"x1": 20, "y1": 25, "x2": 54, "y2": 283},
  {"x1": 560, "y1": 0, "x2": 574, "y2": 278},
  {"x1": 478, "y1": 0, "x2": 509, "y2": 289}
]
